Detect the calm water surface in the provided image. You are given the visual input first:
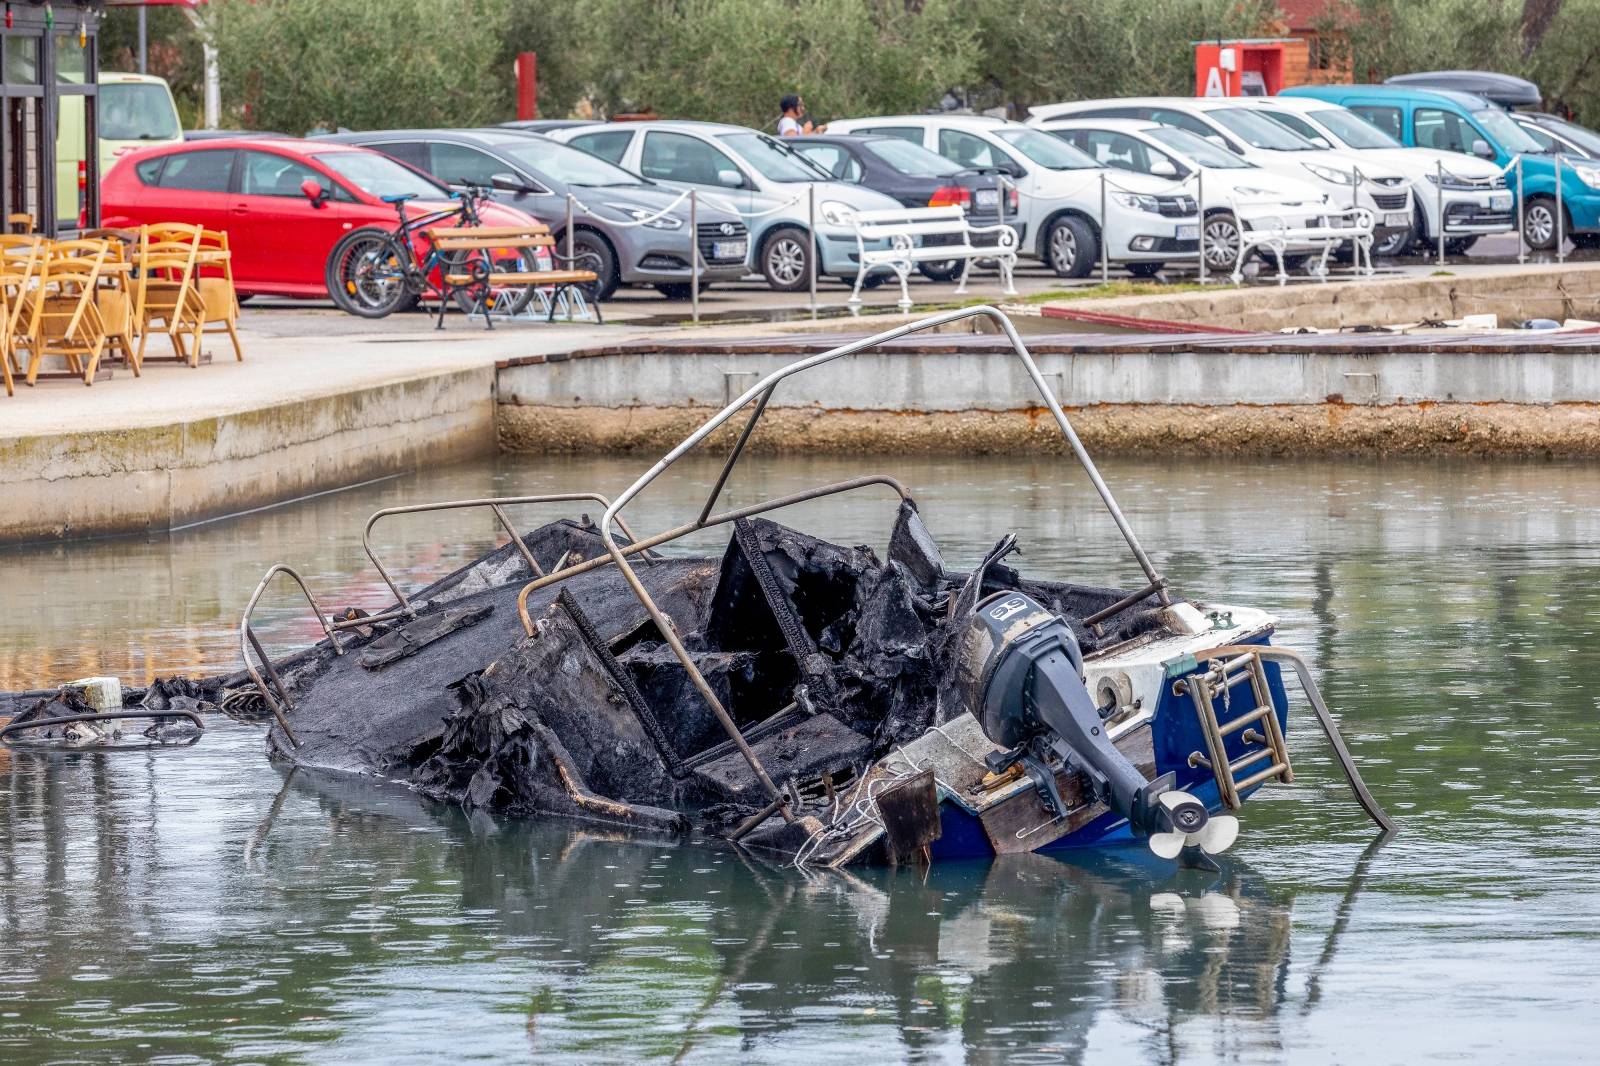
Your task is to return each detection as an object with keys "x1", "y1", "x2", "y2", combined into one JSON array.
[{"x1": 2, "y1": 454, "x2": 1598, "y2": 1064}]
